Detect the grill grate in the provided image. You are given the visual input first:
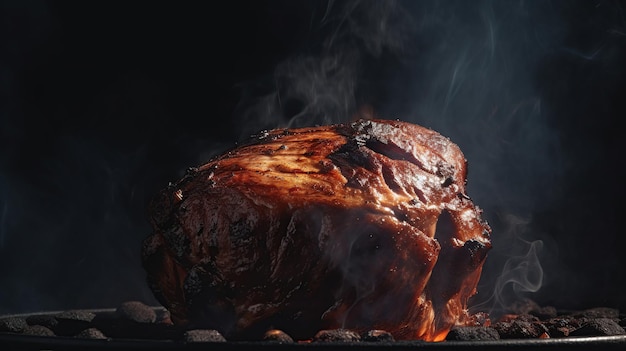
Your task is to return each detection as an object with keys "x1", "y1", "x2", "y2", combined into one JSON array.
[{"x1": 2, "y1": 300, "x2": 626, "y2": 351}]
